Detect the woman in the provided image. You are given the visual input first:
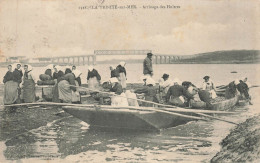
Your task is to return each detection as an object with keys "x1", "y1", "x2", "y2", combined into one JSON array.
[
  {"x1": 109, "y1": 77, "x2": 128, "y2": 106},
  {"x1": 53, "y1": 65, "x2": 59, "y2": 80},
  {"x1": 44, "y1": 64, "x2": 53, "y2": 79},
  {"x1": 116, "y1": 61, "x2": 127, "y2": 89},
  {"x1": 202, "y1": 76, "x2": 217, "y2": 99},
  {"x1": 134, "y1": 77, "x2": 158, "y2": 107},
  {"x1": 21, "y1": 65, "x2": 36, "y2": 103},
  {"x1": 87, "y1": 65, "x2": 101, "y2": 89},
  {"x1": 3, "y1": 65, "x2": 19, "y2": 104},
  {"x1": 52, "y1": 66, "x2": 64, "y2": 103},
  {"x1": 72, "y1": 69, "x2": 82, "y2": 86},
  {"x1": 58, "y1": 69, "x2": 80, "y2": 103}
]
